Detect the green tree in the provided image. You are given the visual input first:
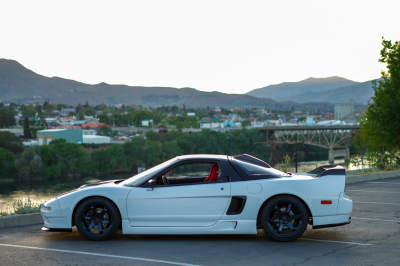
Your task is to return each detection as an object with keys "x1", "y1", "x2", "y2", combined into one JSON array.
[
  {"x1": 360, "y1": 38, "x2": 400, "y2": 151},
  {"x1": 0, "y1": 147, "x2": 17, "y2": 178},
  {"x1": 99, "y1": 125, "x2": 112, "y2": 135},
  {"x1": 242, "y1": 120, "x2": 251, "y2": 128},
  {"x1": 359, "y1": 38, "x2": 400, "y2": 168},
  {"x1": 78, "y1": 110, "x2": 85, "y2": 120},
  {"x1": 0, "y1": 131, "x2": 24, "y2": 154},
  {"x1": 40, "y1": 139, "x2": 93, "y2": 177},
  {"x1": 84, "y1": 108, "x2": 95, "y2": 116},
  {"x1": 0, "y1": 108, "x2": 16, "y2": 128},
  {"x1": 23, "y1": 117, "x2": 32, "y2": 139},
  {"x1": 31, "y1": 127, "x2": 45, "y2": 139}
]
